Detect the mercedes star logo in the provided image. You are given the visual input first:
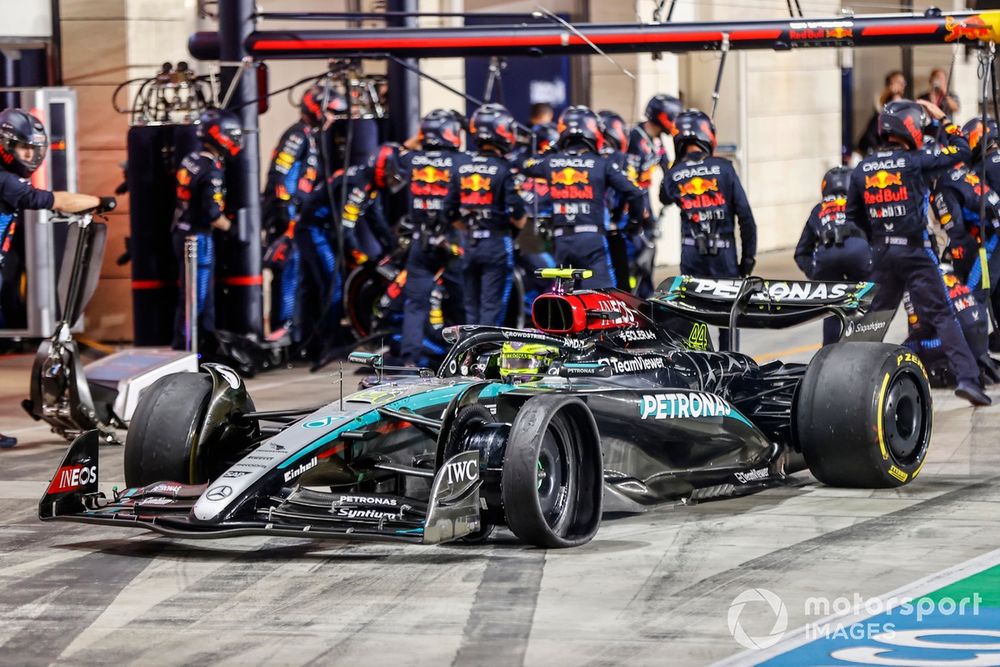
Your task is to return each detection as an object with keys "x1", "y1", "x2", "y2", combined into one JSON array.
[{"x1": 206, "y1": 485, "x2": 233, "y2": 501}]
